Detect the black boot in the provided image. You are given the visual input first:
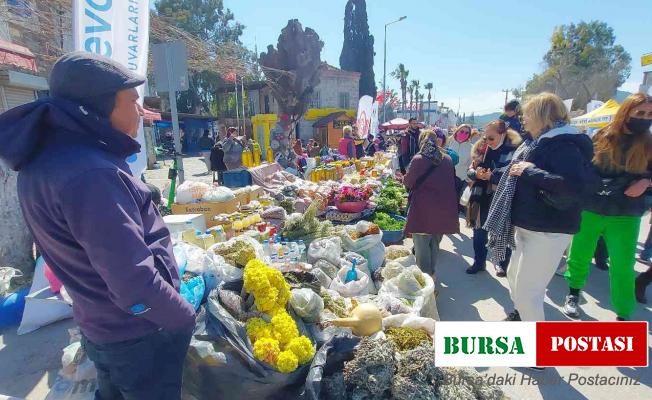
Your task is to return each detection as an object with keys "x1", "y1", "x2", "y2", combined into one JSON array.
[
  {"x1": 635, "y1": 268, "x2": 652, "y2": 304},
  {"x1": 504, "y1": 310, "x2": 521, "y2": 321}
]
